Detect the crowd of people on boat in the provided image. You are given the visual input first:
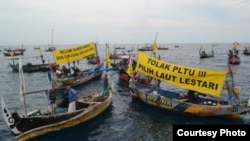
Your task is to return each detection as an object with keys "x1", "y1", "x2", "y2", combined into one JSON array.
[{"x1": 55, "y1": 64, "x2": 82, "y2": 78}]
